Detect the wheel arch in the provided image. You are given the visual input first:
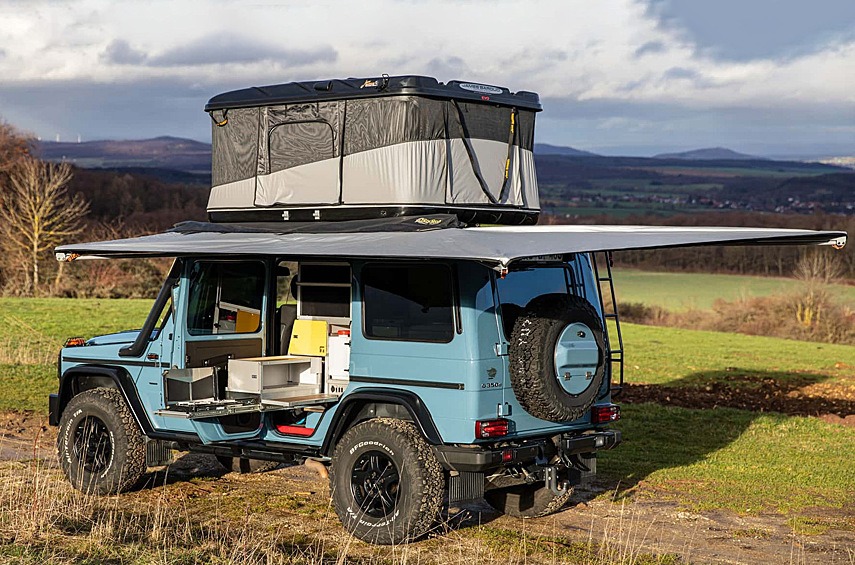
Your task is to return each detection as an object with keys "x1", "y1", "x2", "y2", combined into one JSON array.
[
  {"x1": 56, "y1": 365, "x2": 153, "y2": 435},
  {"x1": 321, "y1": 388, "x2": 443, "y2": 456}
]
